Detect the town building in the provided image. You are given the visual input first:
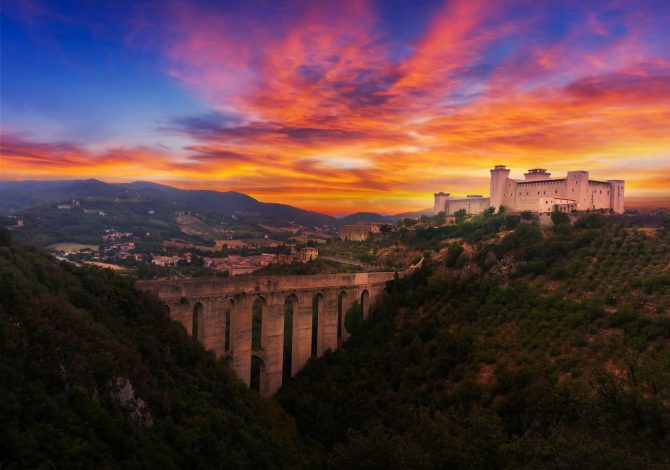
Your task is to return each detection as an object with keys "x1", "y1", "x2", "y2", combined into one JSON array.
[
  {"x1": 435, "y1": 165, "x2": 624, "y2": 215},
  {"x1": 339, "y1": 224, "x2": 383, "y2": 241},
  {"x1": 298, "y1": 247, "x2": 318, "y2": 262}
]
